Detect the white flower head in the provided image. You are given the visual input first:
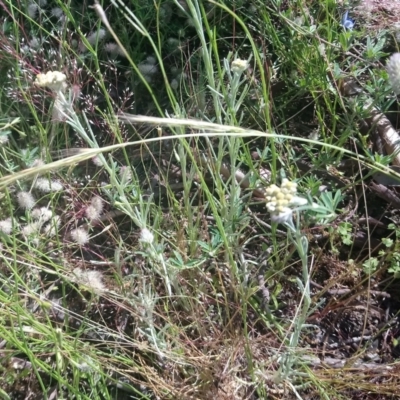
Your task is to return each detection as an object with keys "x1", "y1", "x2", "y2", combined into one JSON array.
[
  {"x1": 140, "y1": 228, "x2": 154, "y2": 244},
  {"x1": 387, "y1": 53, "x2": 400, "y2": 95},
  {"x1": 35, "y1": 71, "x2": 67, "y2": 92},
  {"x1": 265, "y1": 179, "x2": 307, "y2": 223},
  {"x1": 70, "y1": 228, "x2": 90, "y2": 246},
  {"x1": 231, "y1": 59, "x2": 249, "y2": 74}
]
